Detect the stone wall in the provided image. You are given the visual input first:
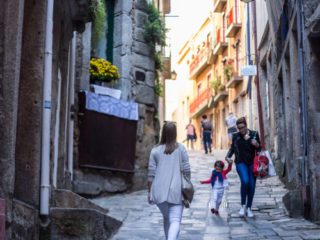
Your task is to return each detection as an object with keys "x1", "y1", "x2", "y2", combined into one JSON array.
[
  {"x1": 73, "y1": 0, "x2": 158, "y2": 195},
  {"x1": 303, "y1": 2, "x2": 320, "y2": 222},
  {"x1": 258, "y1": 1, "x2": 320, "y2": 222}
]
